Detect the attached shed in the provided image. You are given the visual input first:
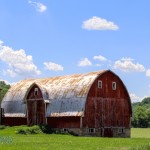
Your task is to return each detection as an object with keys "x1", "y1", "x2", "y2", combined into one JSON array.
[{"x1": 1, "y1": 70, "x2": 132, "y2": 137}]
